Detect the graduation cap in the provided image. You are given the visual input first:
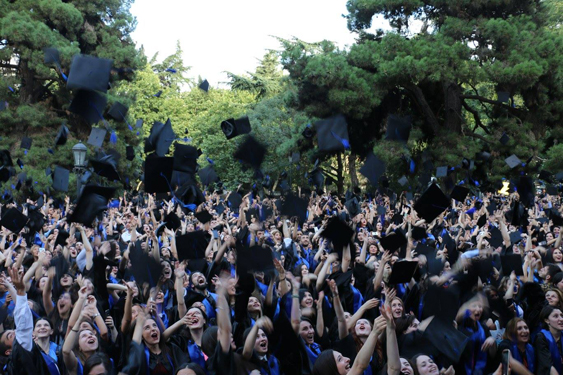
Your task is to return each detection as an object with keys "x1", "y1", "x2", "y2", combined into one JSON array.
[
  {"x1": 516, "y1": 176, "x2": 535, "y2": 208},
  {"x1": 44, "y1": 47, "x2": 60, "y2": 65},
  {"x1": 414, "y1": 184, "x2": 450, "y2": 223},
  {"x1": 87, "y1": 127, "x2": 107, "y2": 148},
  {"x1": 422, "y1": 317, "x2": 468, "y2": 363},
  {"x1": 68, "y1": 185, "x2": 115, "y2": 226},
  {"x1": 221, "y1": 116, "x2": 251, "y2": 140},
  {"x1": 499, "y1": 133, "x2": 510, "y2": 145},
  {"x1": 227, "y1": 192, "x2": 243, "y2": 210},
  {"x1": 50, "y1": 255, "x2": 71, "y2": 284},
  {"x1": 52, "y1": 166, "x2": 70, "y2": 192},
  {"x1": 54, "y1": 124, "x2": 69, "y2": 146},
  {"x1": 0, "y1": 167, "x2": 9, "y2": 183},
  {"x1": 176, "y1": 181, "x2": 205, "y2": 207},
  {"x1": 450, "y1": 185, "x2": 469, "y2": 202},
  {"x1": 385, "y1": 114, "x2": 412, "y2": 143},
  {"x1": 198, "y1": 79, "x2": 209, "y2": 92},
  {"x1": 0, "y1": 150, "x2": 13, "y2": 167},
  {"x1": 163, "y1": 212, "x2": 181, "y2": 231},
  {"x1": 321, "y1": 217, "x2": 354, "y2": 248},
  {"x1": 70, "y1": 90, "x2": 108, "y2": 125},
  {"x1": 90, "y1": 154, "x2": 121, "y2": 181},
  {"x1": 195, "y1": 210, "x2": 213, "y2": 224},
  {"x1": 198, "y1": 166, "x2": 218, "y2": 186},
  {"x1": 130, "y1": 244, "x2": 163, "y2": 287},
  {"x1": 16, "y1": 159, "x2": 23, "y2": 170},
  {"x1": 505, "y1": 155, "x2": 521, "y2": 169},
  {"x1": 487, "y1": 226, "x2": 504, "y2": 248},
  {"x1": 308, "y1": 168, "x2": 325, "y2": 190},
  {"x1": 126, "y1": 146, "x2": 135, "y2": 161},
  {"x1": 176, "y1": 231, "x2": 209, "y2": 261},
  {"x1": 0, "y1": 208, "x2": 28, "y2": 234},
  {"x1": 345, "y1": 197, "x2": 361, "y2": 218},
  {"x1": 233, "y1": 135, "x2": 267, "y2": 170},
  {"x1": 20, "y1": 137, "x2": 32, "y2": 150},
  {"x1": 173, "y1": 144, "x2": 199, "y2": 174},
  {"x1": 67, "y1": 54, "x2": 113, "y2": 93},
  {"x1": 302, "y1": 124, "x2": 314, "y2": 139},
  {"x1": 280, "y1": 194, "x2": 308, "y2": 223},
  {"x1": 54, "y1": 230, "x2": 70, "y2": 248},
  {"x1": 107, "y1": 102, "x2": 128, "y2": 122},
  {"x1": 359, "y1": 152, "x2": 386, "y2": 186},
  {"x1": 237, "y1": 245, "x2": 275, "y2": 274},
  {"x1": 398, "y1": 176, "x2": 408, "y2": 186},
  {"x1": 548, "y1": 209, "x2": 563, "y2": 227},
  {"x1": 477, "y1": 215, "x2": 487, "y2": 228},
  {"x1": 411, "y1": 226, "x2": 427, "y2": 241},
  {"x1": 145, "y1": 119, "x2": 176, "y2": 157},
  {"x1": 509, "y1": 231, "x2": 523, "y2": 245},
  {"x1": 501, "y1": 254, "x2": 524, "y2": 276},
  {"x1": 497, "y1": 91, "x2": 510, "y2": 103},
  {"x1": 144, "y1": 156, "x2": 174, "y2": 194},
  {"x1": 379, "y1": 231, "x2": 407, "y2": 251},
  {"x1": 539, "y1": 170, "x2": 553, "y2": 183},
  {"x1": 388, "y1": 261, "x2": 418, "y2": 284},
  {"x1": 314, "y1": 114, "x2": 350, "y2": 152},
  {"x1": 26, "y1": 206, "x2": 45, "y2": 234},
  {"x1": 436, "y1": 166, "x2": 448, "y2": 178},
  {"x1": 475, "y1": 151, "x2": 491, "y2": 161}
]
